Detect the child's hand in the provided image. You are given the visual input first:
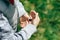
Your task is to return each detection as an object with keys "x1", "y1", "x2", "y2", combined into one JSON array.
[
  {"x1": 29, "y1": 10, "x2": 40, "y2": 27},
  {"x1": 20, "y1": 13, "x2": 29, "y2": 28},
  {"x1": 20, "y1": 10, "x2": 40, "y2": 28}
]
